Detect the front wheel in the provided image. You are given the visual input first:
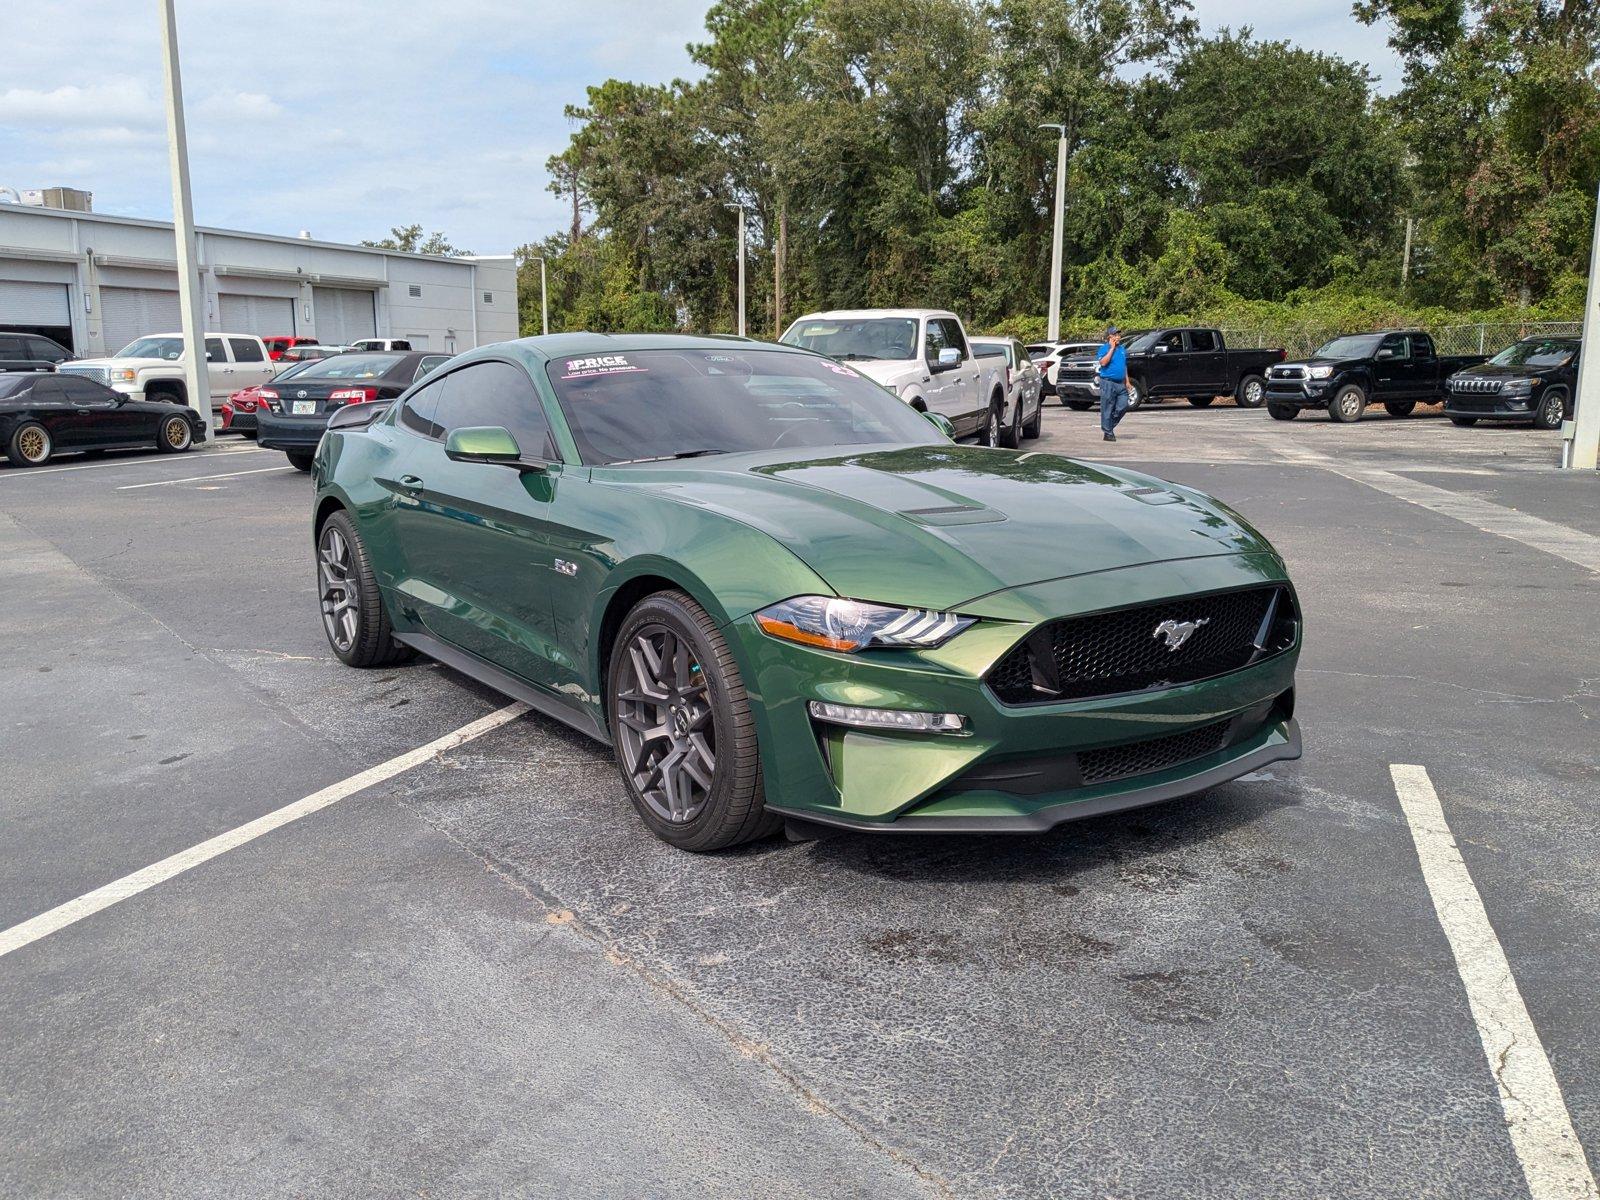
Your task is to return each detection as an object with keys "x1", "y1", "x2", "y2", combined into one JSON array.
[
  {"x1": 1329, "y1": 385, "x2": 1367, "y2": 423},
  {"x1": 998, "y1": 394, "x2": 1023, "y2": 448},
  {"x1": 1022, "y1": 395, "x2": 1042, "y2": 439},
  {"x1": 980, "y1": 402, "x2": 1002, "y2": 447},
  {"x1": 1236, "y1": 375, "x2": 1266, "y2": 408},
  {"x1": 1124, "y1": 380, "x2": 1144, "y2": 411},
  {"x1": 1384, "y1": 401, "x2": 1417, "y2": 419},
  {"x1": 608, "y1": 591, "x2": 778, "y2": 851},
  {"x1": 1188, "y1": 396, "x2": 1215, "y2": 408},
  {"x1": 157, "y1": 413, "x2": 194, "y2": 453},
  {"x1": 286, "y1": 450, "x2": 315, "y2": 472},
  {"x1": 1267, "y1": 403, "x2": 1299, "y2": 421},
  {"x1": 1535, "y1": 390, "x2": 1566, "y2": 431},
  {"x1": 317, "y1": 511, "x2": 414, "y2": 667},
  {"x1": 6, "y1": 421, "x2": 52, "y2": 467}
]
